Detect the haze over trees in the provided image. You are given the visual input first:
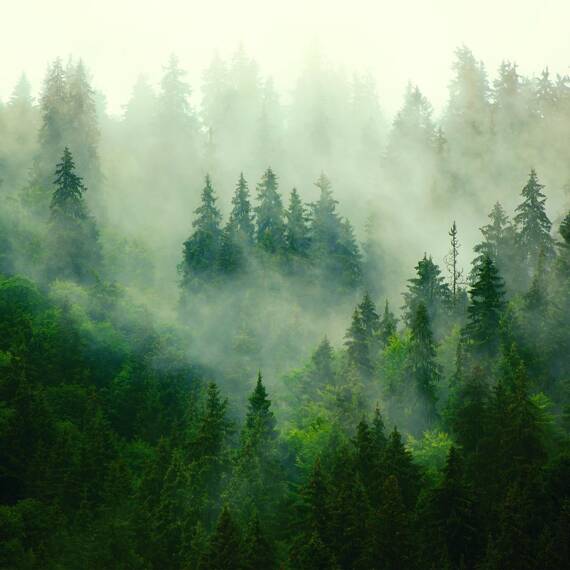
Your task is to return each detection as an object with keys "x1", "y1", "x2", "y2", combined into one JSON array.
[{"x1": 0, "y1": 45, "x2": 569, "y2": 569}]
